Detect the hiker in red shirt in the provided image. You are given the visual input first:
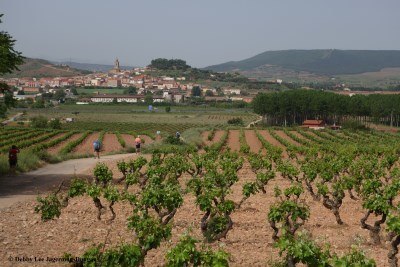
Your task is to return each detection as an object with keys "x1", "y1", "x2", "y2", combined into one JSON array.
[
  {"x1": 9, "y1": 145, "x2": 20, "y2": 173},
  {"x1": 135, "y1": 136, "x2": 141, "y2": 154}
]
